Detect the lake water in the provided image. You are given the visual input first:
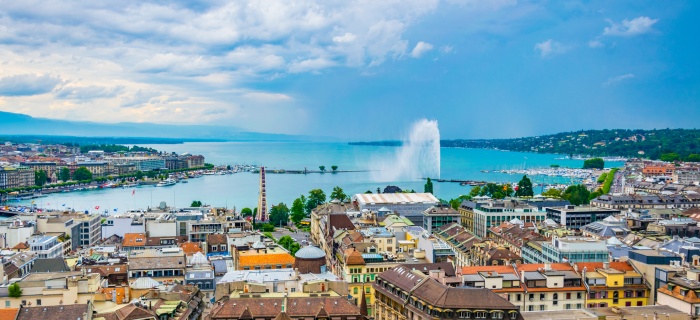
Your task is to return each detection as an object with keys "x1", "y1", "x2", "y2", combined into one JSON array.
[{"x1": 13, "y1": 142, "x2": 623, "y2": 213}]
